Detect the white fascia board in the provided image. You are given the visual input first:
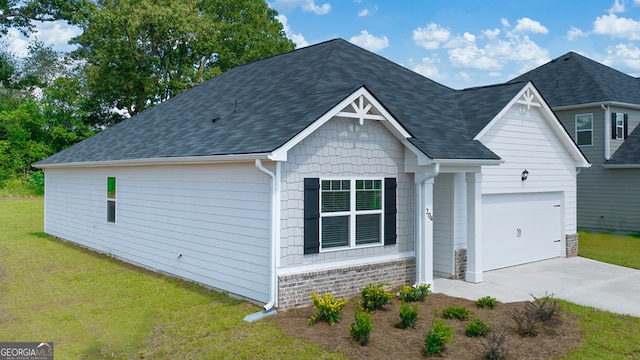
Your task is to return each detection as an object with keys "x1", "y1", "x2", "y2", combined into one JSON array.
[
  {"x1": 269, "y1": 87, "x2": 412, "y2": 162},
  {"x1": 34, "y1": 153, "x2": 270, "y2": 169},
  {"x1": 474, "y1": 82, "x2": 590, "y2": 168},
  {"x1": 434, "y1": 158, "x2": 504, "y2": 166},
  {"x1": 553, "y1": 101, "x2": 640, "y2": 111}
]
